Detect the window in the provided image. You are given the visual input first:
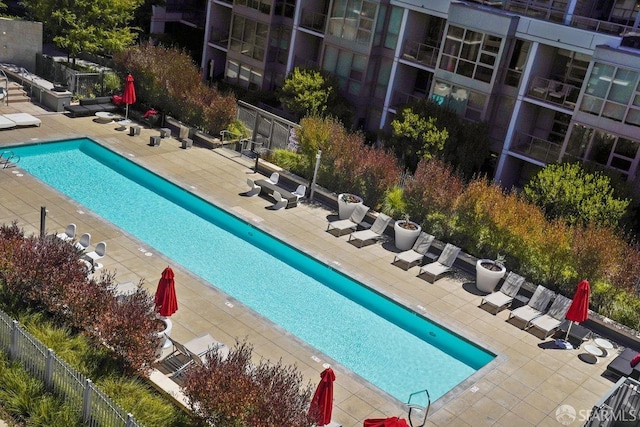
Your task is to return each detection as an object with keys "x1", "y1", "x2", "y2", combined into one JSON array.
[
  {"x1": 384, "y1": 6, "x2": 402, "y2": 49},
  {"x1": 430, "y1": 81, "x2": 486, "y2": 121},
  {"x1": 235, "y1": 0, "x2": 272, "y2": 15},
  {"x1": 269, "y1": 26, "x2": 291, "y2": 65},
  {"x1": 226, "y1": 60, "x2": 263, "y2": 89},
  {"x1": 229, "y1": 16, "x2": 268, "y2": 61},
  {"x1": 274, "y1": 0, "x2": 294, "y2": 17},
  {"x1": 440, "y1": 26, "x2": 501, "y2": 83},
  {"x1": 322, "y1": 46, "x2": 366, "y2": 95},
  {"x1": 580, "y1": 62, "x2": 640, "y2": 126},
  {"x1": 328, "y1": 0, "x2": 377, "y2": 45}
]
